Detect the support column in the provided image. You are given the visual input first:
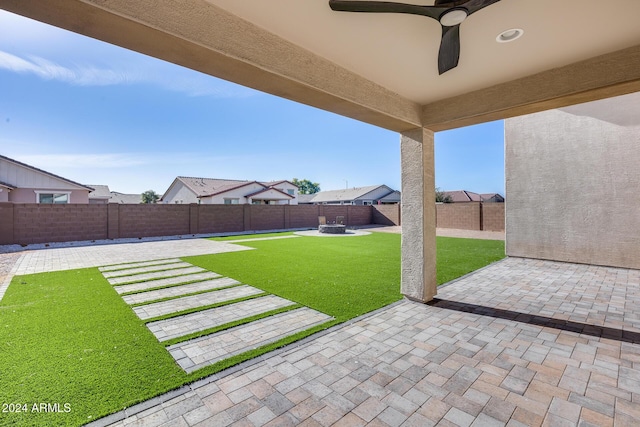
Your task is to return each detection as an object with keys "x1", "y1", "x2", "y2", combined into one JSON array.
[{"x1": 400, "y1": 128, "x2": 437, "y2": 302}]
